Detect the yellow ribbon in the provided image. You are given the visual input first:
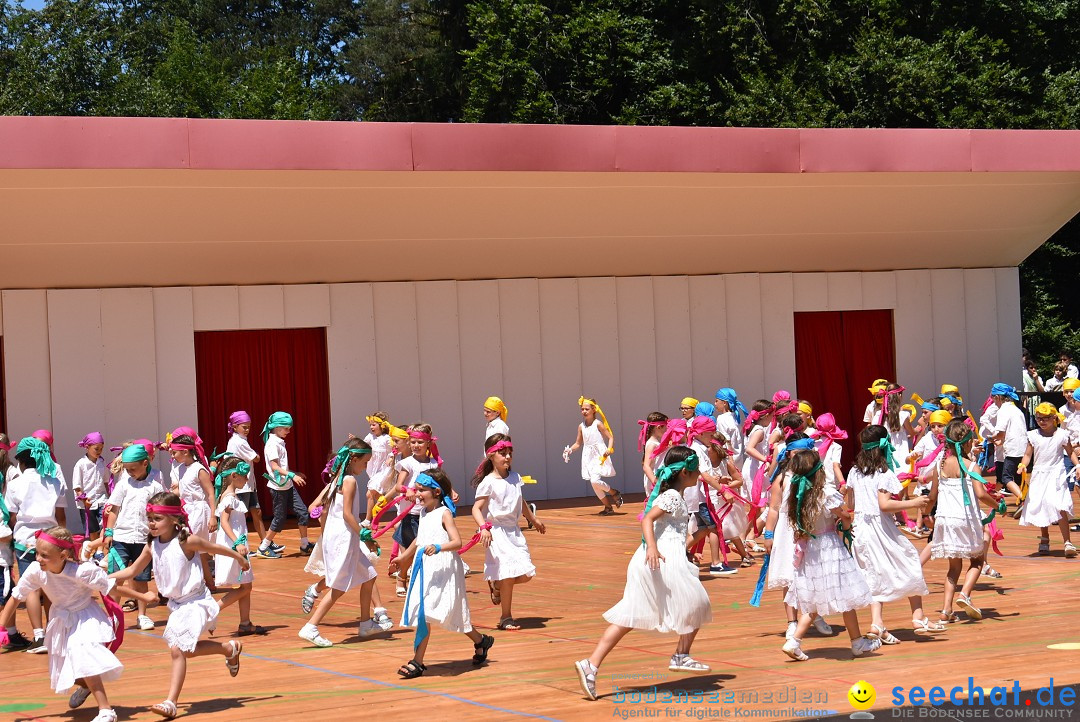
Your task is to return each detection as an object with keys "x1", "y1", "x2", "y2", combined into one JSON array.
[
  {"x1": 366, "y1": 415, "x2": 390, "y2": 431},
  {"x1": 579, "y1": 396, "x2": 615, "y2": 463},
  {"x1": 387, "y1": 424, "x2": 409, "y2": 440},
  {"x1": 520, "y1": 475, "x2": 538, "y2": 485},
  {"x1": 484, "y1": 396, "x2": 508, "y2": 421}
]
